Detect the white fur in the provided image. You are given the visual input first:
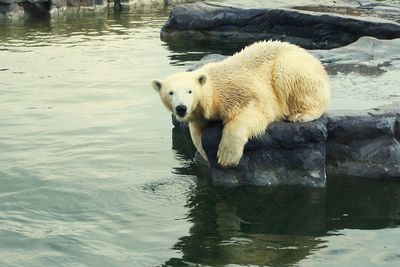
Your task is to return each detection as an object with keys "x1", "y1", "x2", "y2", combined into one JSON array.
[{"x1": 152, "y1": 41, "x2": 330, "y2": 167}]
